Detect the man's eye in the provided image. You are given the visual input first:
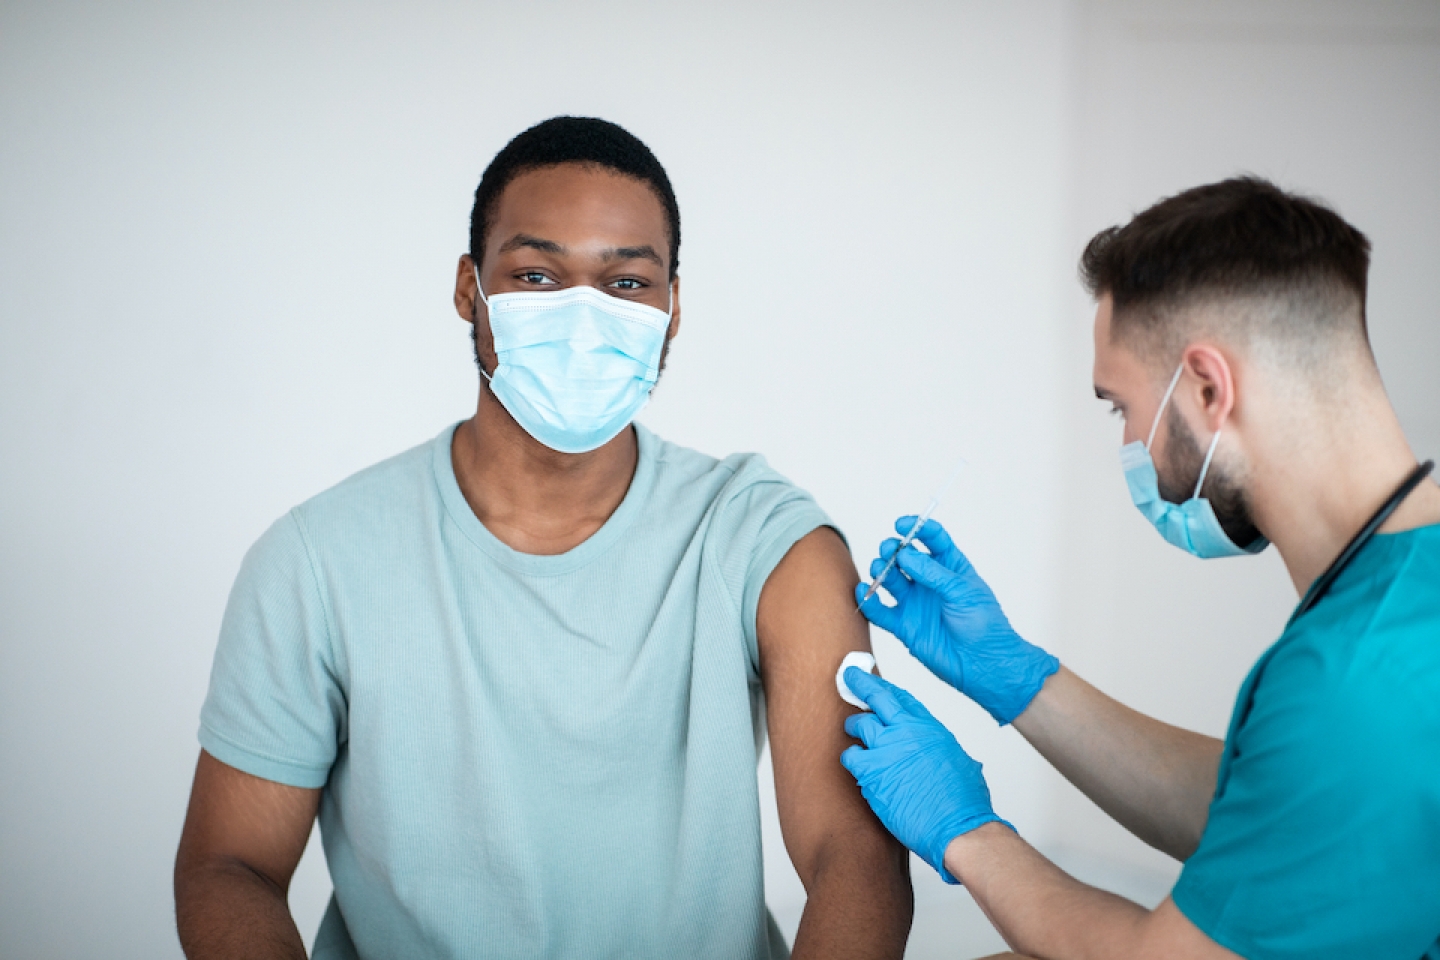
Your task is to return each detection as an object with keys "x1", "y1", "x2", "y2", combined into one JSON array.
[
  {"x1": 519, "y1": 272, "x2": 555, "y2": 285},
  {"x1": 1109, "y1": 405, "x2": 1125, "y2": 419},
  {"x1": 610, "y1": 278, "x2": 643, "y2": 291}
]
